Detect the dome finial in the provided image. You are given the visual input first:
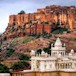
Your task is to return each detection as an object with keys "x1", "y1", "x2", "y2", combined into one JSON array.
[
  {"x1": 64, "y1": 43, "x2": 66, "y2": 47},
  {"x1": 51, "y1": 43, "x2": 53, "y2": 47},
  {"x1": 55, "y1": 37, "x2": 62, "y2": 46},
  {"x1": 70, "y1": 49, "x2": 74, "y2": 54},
  {"x1": 31, "y1": 50, "x2": 35, "y2": 56}
]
